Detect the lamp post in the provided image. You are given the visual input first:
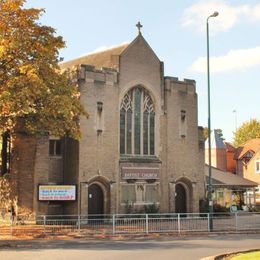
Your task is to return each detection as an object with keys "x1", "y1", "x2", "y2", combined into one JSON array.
[{"x1": 207, "y1": 11, "x2": 219, "y2": 231}]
